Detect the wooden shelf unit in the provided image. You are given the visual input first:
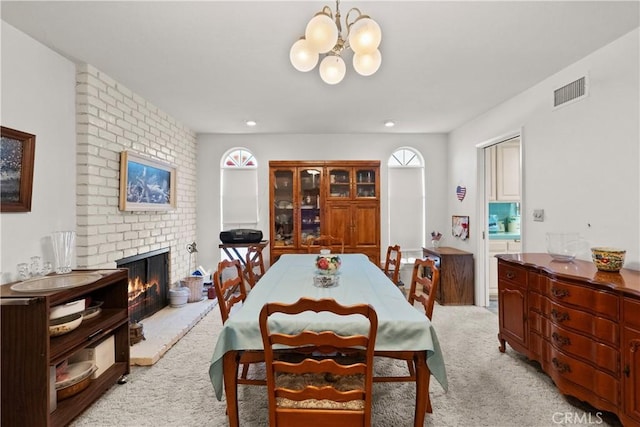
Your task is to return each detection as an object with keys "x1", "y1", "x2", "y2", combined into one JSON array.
[
  {"x1": 269, "y1": 161, "x2": 380, "y2": 263},
  {"x1": 1, "y1": 269, "x2": 130, "y2": 427}
]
